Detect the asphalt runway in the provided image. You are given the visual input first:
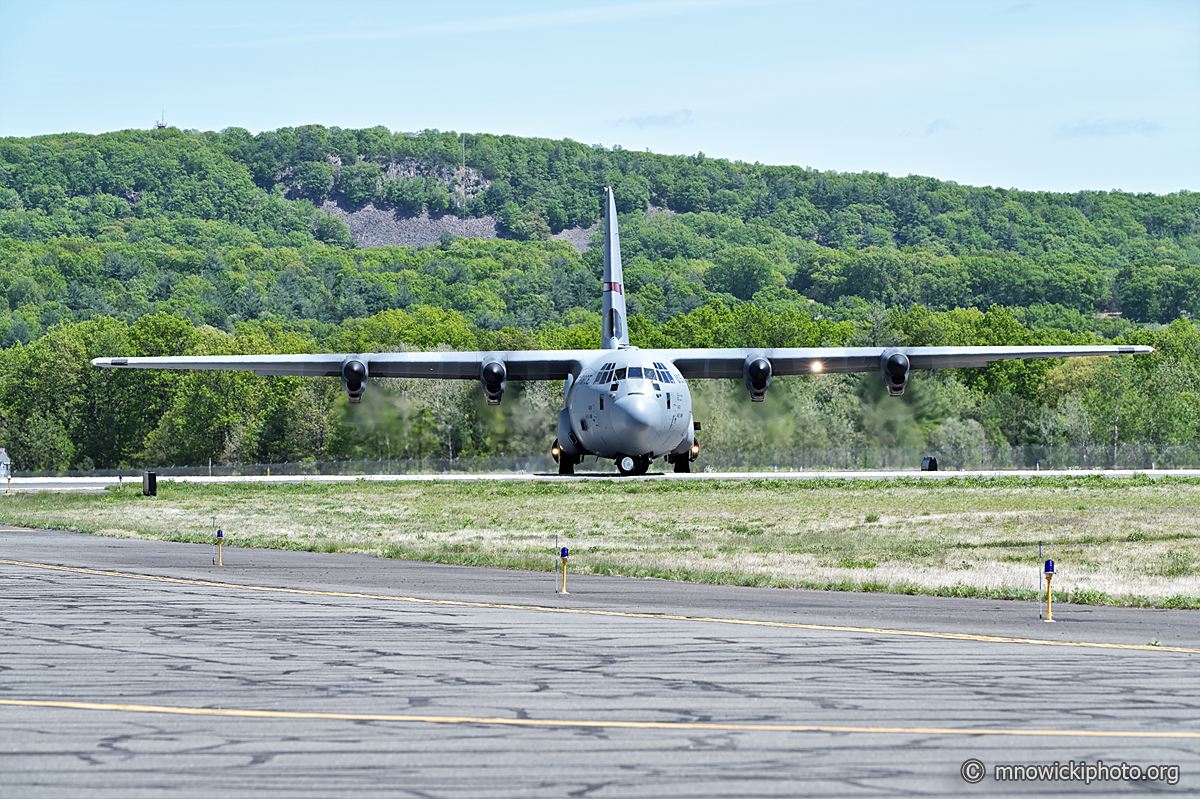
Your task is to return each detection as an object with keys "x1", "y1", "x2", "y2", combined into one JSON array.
[
  {"x1": 9, "y1": 467, "x2": 1200, "y2": 493},
  {"x1": 2, "y1": 528, "x2": 1198, "y2": 797}
]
